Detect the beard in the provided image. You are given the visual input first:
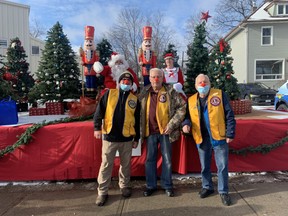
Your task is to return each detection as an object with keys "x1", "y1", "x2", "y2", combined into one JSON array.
[{"x1": 111, "y1": 64, "x2": 127, "y2": 81}]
